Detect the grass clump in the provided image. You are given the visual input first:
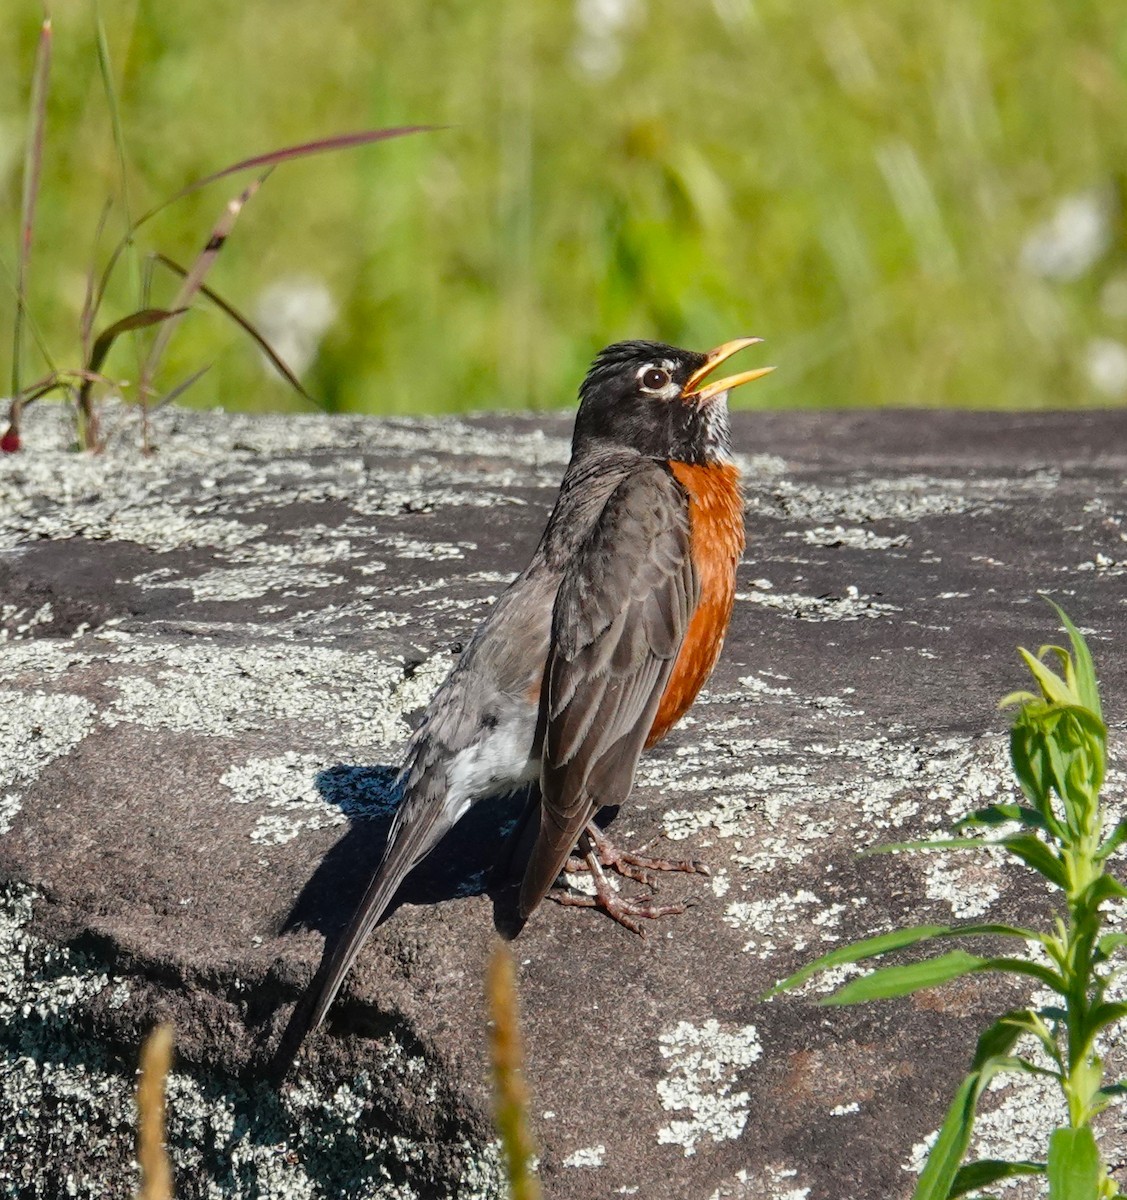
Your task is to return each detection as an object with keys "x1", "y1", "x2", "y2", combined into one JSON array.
[{"x1": 771, "y1": 602, "x2": 1126, "y2": 1199}]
